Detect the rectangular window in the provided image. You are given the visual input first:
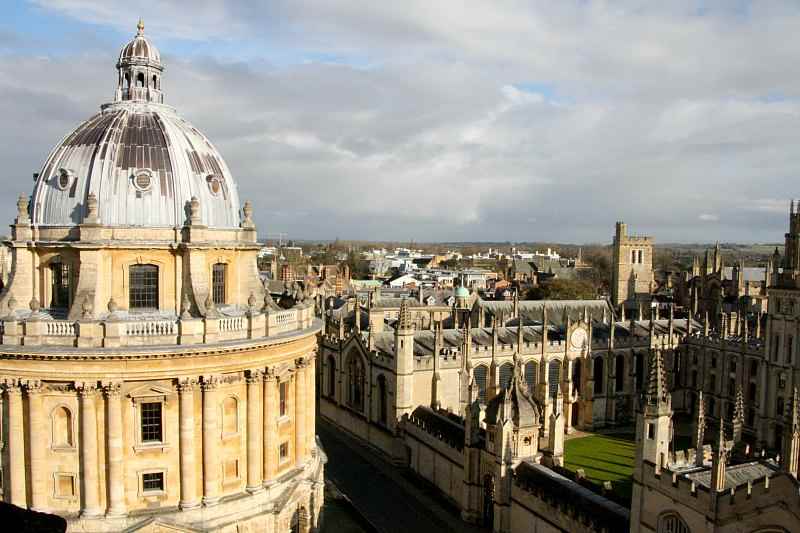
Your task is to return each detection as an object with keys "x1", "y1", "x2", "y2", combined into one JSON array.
[
  {"x1": 142, "y1": 472, "x2": 164, "y2": 492},
  {"x1": 774, "y1": 335, "x2": 780, "y2": 361},
  {"x1": 51, "y1": 262, "x2": 71, "y2": 309},
  {"x1": 56, "y1": 474, "x2": 75, "y2": 498},
  {"x1": 129, "y1": 264, "x2": 159, "y2": 310},
  {"x1": 212, "y1": 263, "x2": 226, "y2": 305},
  {"x1": 788, "y1": 335, "x2": 794, "y2": 364},
  {"x1": 631, "y1": 250, "x2": 636, "y2": 264},
  {"x1": 279, "y1": 382, "x2": 288, "y2": 417},
  {"x1": 140, "y1": 402, "x2": 163, "y2": 443},
  {"x1": 279, "y1": 442, "x2": 289, "y2": 461}
]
